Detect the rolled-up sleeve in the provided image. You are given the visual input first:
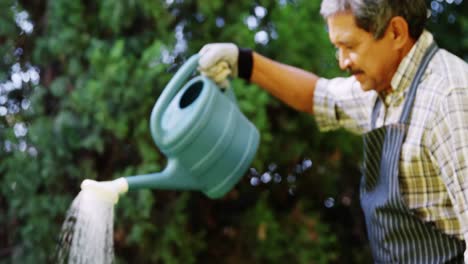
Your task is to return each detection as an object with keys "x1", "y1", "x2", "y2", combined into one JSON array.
[{"x1": 313, "y1": 77, "x2": 376, "y2": 134}]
